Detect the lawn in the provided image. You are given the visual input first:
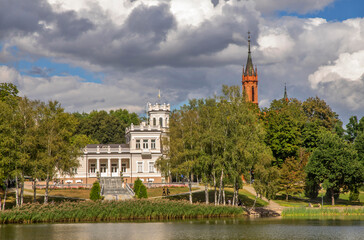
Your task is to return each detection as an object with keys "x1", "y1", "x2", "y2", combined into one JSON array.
[
  {"x1": 0, "y1": 192, "x2": 81, "y2": 210},
  {"x1": 167, "y1": 187, "x2": 268, "y2": 207},
  {"x1": 23, "y1": 188, "x2": 90, "y2": 199},
  {"x1": 274, "y1": 191, "x2": 364, "y2": 208},
  {"x1": 147, "y1": 187, "x2": 199, "y2": 198}
]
